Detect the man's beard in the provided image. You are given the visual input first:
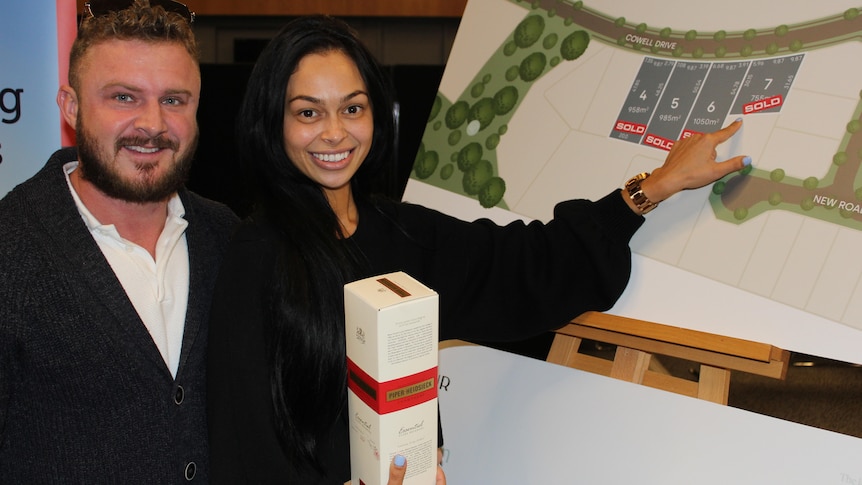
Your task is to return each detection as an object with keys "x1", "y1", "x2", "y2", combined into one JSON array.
[{"x1": 75, "y1": 122, "x2": 197, "y2": 203}]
